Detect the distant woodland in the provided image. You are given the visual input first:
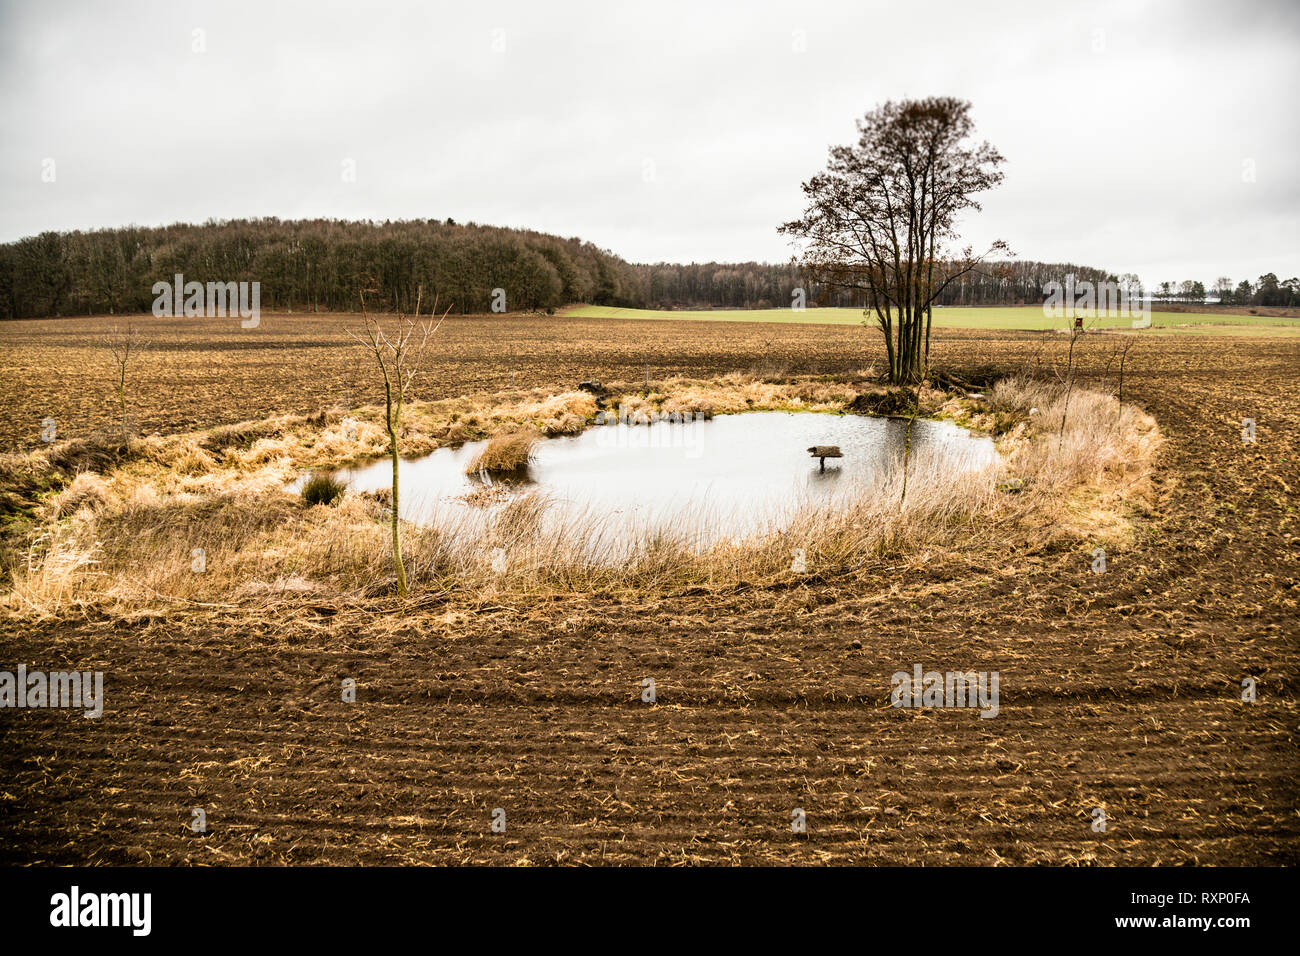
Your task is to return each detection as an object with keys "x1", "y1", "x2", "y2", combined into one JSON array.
[{"x1": 0, "y1": 217, "x2": 1145, "y2": 318}]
